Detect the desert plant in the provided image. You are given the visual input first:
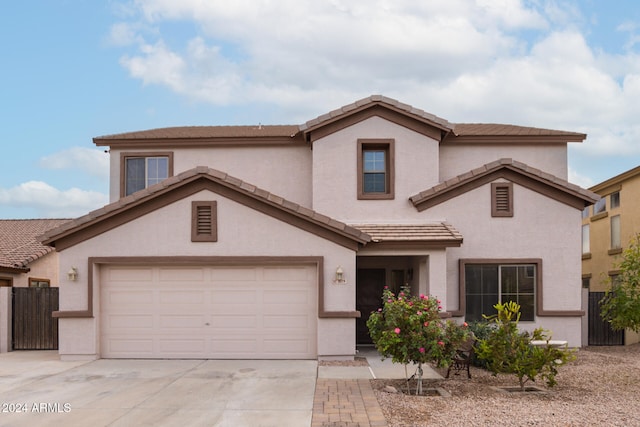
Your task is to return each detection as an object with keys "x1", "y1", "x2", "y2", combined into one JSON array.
[
  {"x1": 367, "y1": 285, "x2": 470, "y2": 394},
  {"x1": 475, "y1": 301, "x2": 575, "y2": 391},
  {"x1": 600, "y1": 234, "x2": 640, "y2": 332}
]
